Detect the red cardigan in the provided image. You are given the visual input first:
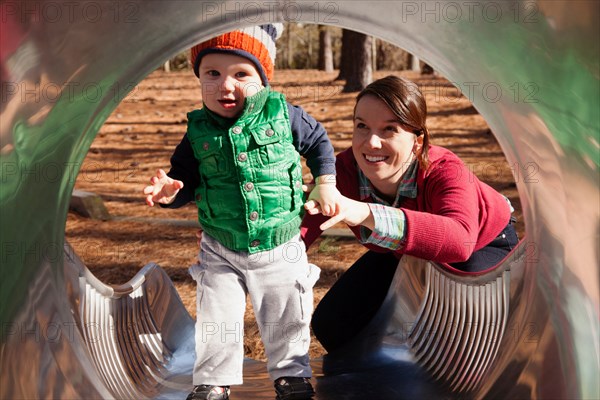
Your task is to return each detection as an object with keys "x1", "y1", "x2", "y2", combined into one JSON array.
[{"x1": 301, "y1": 146, "x2": 511, "y2": 265}]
